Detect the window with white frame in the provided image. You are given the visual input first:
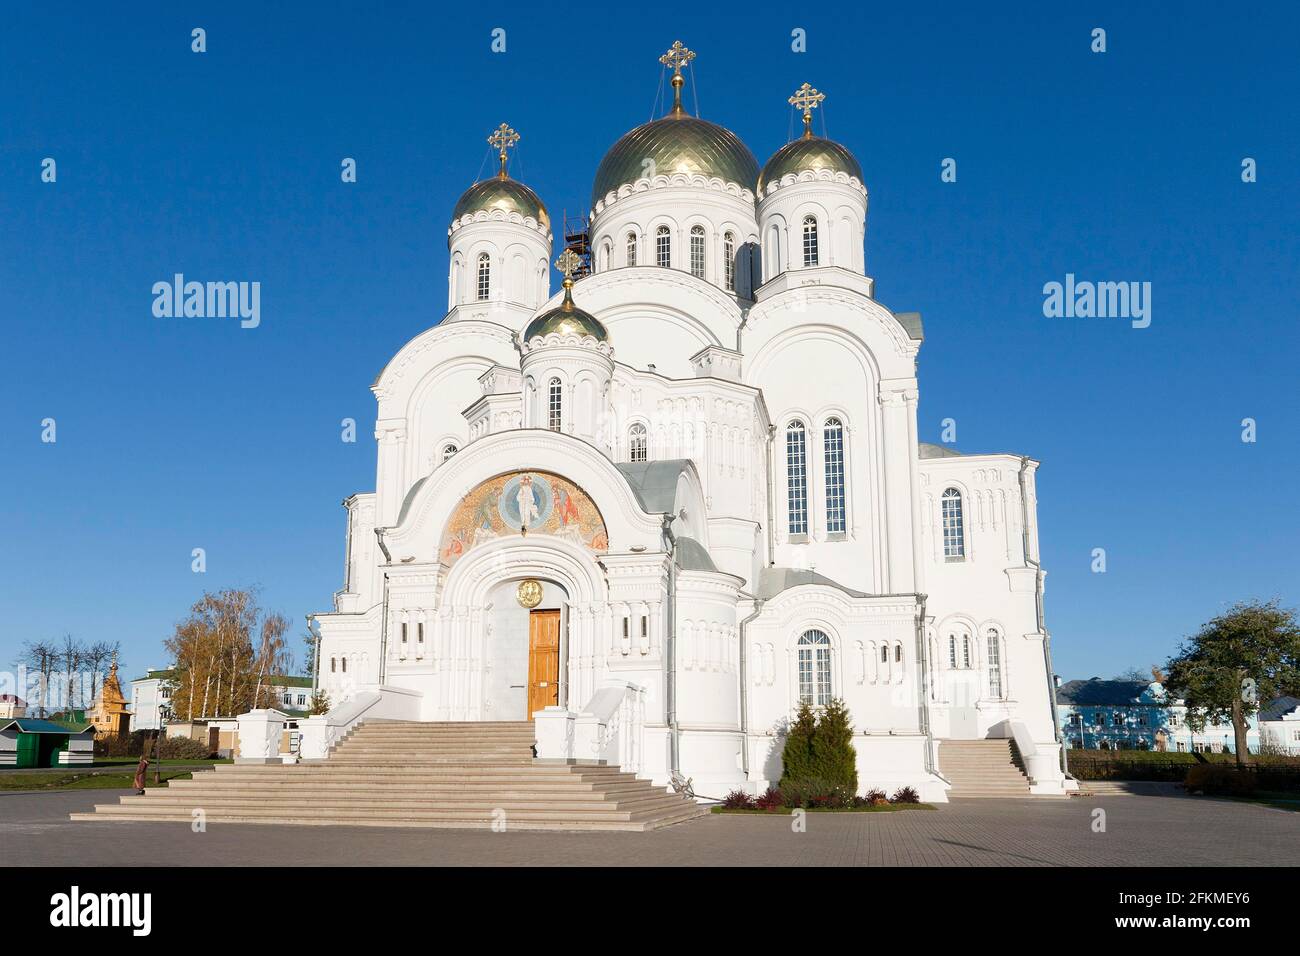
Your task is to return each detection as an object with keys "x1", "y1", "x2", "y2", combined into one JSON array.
[
  {"x1": 441, "y1": 443, "x2": 458, "y2": 463},
  {"x1": 802, "y1": 216, "x2": 819, "y2": 267},
  {"x1": 723, "y1": 232, "x2": 736, "y2": 291},
  {"x1": 941, "y1": 488, "x2": 965, "y2": 558},
  {"x1": 689, "y1": 225, "x2": 706, "y2": 278},
  {"x1": 823, "y1": 417, "x2": 846, "y2": 534},
  {"x1": 796, "y1": 630, "x2": 832, "y2": 706},
  {"x1": 547, "y1": 378, "x2": 562, "y2": 431},
  {"x1": 785, "y1": 421, "x2": 808, "y2": 536},
  {"x1": 626, "y1": 231, "x2": 637, "y2": 266},
  {"x1": 476, "y1": 253, "x2": 491, "y2": 301},
  {"x1": 656, "y1": 226, "x2": 671, "y2": 268},
  {"x1": 628, "y1": 423, "x2": 647, "y2": 462},
  {"x1": 987, "y1": 629, "x2": 1002, "y2": 697}
]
